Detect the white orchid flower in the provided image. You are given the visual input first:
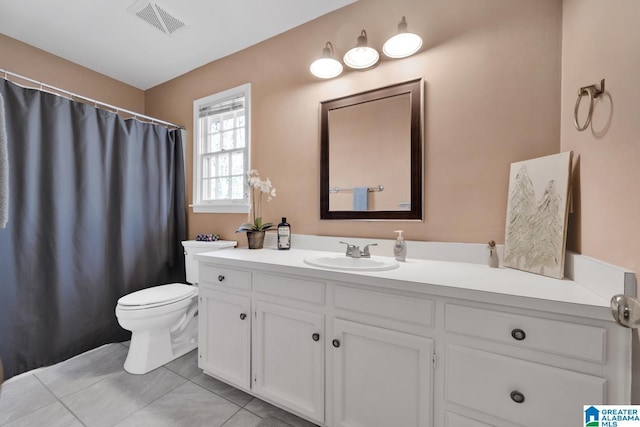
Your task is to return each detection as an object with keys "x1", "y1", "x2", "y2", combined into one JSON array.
[
  {"x1": 239, "y1": 169, "x2": 277, "y2": 232},
  {"x1": 260, "y1": 179, "x2": 272, "y2": 194}
]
